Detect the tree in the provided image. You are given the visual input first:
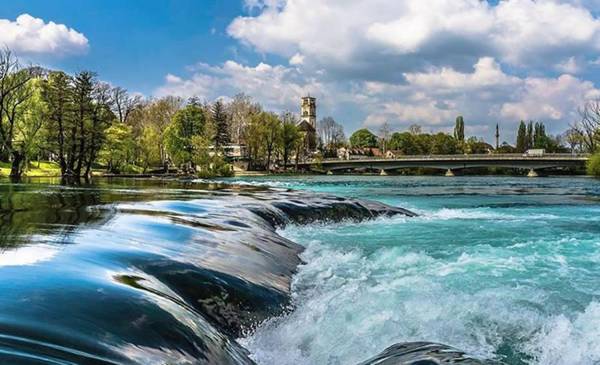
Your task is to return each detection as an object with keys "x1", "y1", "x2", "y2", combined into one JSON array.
[
  {"x1": 465, "y1": 136, "x2": 491, "y2": 154},
  {"x1": 212, "y1": 99, "x2": 229, "y2": 148},
  {"x1": 349, "y1": 128, "x2": 378, "y2": 148},
  {"x1": 587, "y1": 152, "x2": 600, "y2": 177},
  {"x1": 164, "y1": 100, "x2": 206, "y2": 171},
  {"x1": 378, "y1": 122, "x2": 391, "y2": 153},
  {"x1": 572, "y1": 98, "x2": 600, "y2": 153},
  {"x1": 263, "y1": 112, "x2": 281, "y2": 172},
  {"x1": 0, "y1": 50, "x2": 37, "y2": 178},
  {"x1": 317, "y1": 116, "x2": 345, "y2": 155},
  {"x1": 281, "y1": 113, "x2": 301, "y2": 169},
  {"x1": 99, "y1": 123, "x2": 134, "y2": 173},
  {"x1": 526, "y1": 121, "x2": 534, "y2": 149},
  {"x1": 516, "y1": 121, "x2": 528, "y2": 153},
  {"x1": 430, "y1": 132, "x2": 458, "y2": 154},
  {"x1": 388, "y1": 132, "x2": 421, "y2": 155},
  {"x1": 454, "y1": 116, "x2": 465, "y2": 142},
  {"x1": 143, "y1": 96, "x2": 182, "y2": 171},
  {"x1": 226, "y1": 93, "x2": 260, "y2": 145},
  {"x1": 112, "y1": 87, "x2": 142, "y2": 124},
  {"x1": 564, "y1": 128, "x2": 584, "y2": 153},
  {"x1": 41, "y1": 71, "x2": 74, "y2": 177}
]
